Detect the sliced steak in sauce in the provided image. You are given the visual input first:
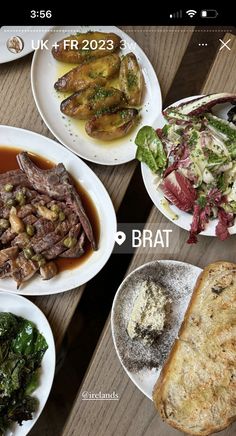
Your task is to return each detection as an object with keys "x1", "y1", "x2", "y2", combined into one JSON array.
[
  {"x1": 31, "y1": 220, "x2": 76, "y2": 254},
  {"x1": 17, "y1": 152, "x2": 96, "y2": 250},
  {"x1": 0, "y1": 169, "x2": 31, "y2": 187},
  {"x1": 0, "y1": 262, "x2": 12, "y2": 278},
  {"x1": 62, "y1": 231, "x2": 86, "y2": 258},
  {"x1": 0, "y1": 228, "x2": 17, "y2": 244},
  {"x1": 39, "y1": 261, "x2": 57, "y2": 280},
  {"x1": 33, "y1": 218, "x2": 56, "y2": 238},
  {"x1": 42, "y1": 239, "x2": 68, "y2": 260},
  {"x1": 43, "y1": 223, "x2": 83, "y2": 259},
  {"x1": 17, "y1": 204, "x2": 36, "y2": 218},
  {"x1": 0, "y1": 207, "x2": 11, "y2": 219},
  {"x1": 11, "y1": 253, "x2": 38, "y2": 289},
  {"x1": 0, "y1": 246, "x2": 18, "y2": 266},
  {"x1": 67, "y1": 189, "x2": 96, "y2": 250},
  {"x1": 0, "y1": 151, "x2": 97, "y2": 288},
  {"x1": 11, "y1": 232, "x2": 30, "y2": 249},
  {"x1": 23, "y1": 214, "x2": 38, "y2": 225}
]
